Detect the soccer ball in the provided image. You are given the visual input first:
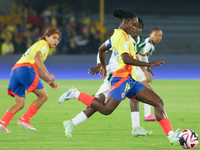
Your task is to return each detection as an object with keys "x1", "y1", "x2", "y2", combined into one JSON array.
[{"x1": 178, "y1": 129, "x2": 199, "y2": 149}]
